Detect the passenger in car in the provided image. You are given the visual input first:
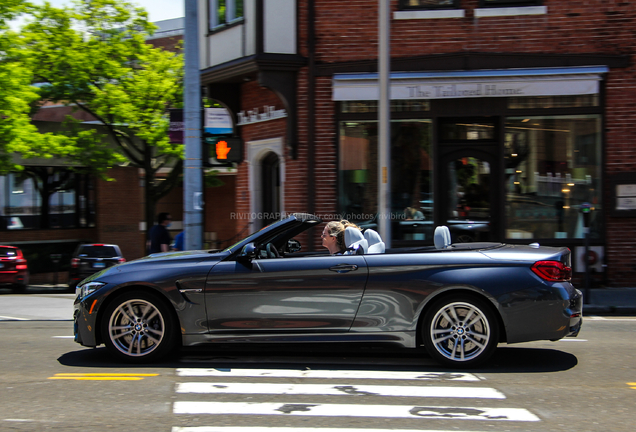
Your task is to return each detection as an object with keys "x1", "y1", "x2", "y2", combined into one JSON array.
[{"x1": 321, "y1": 220, "x2": 361, "y2": 255}]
